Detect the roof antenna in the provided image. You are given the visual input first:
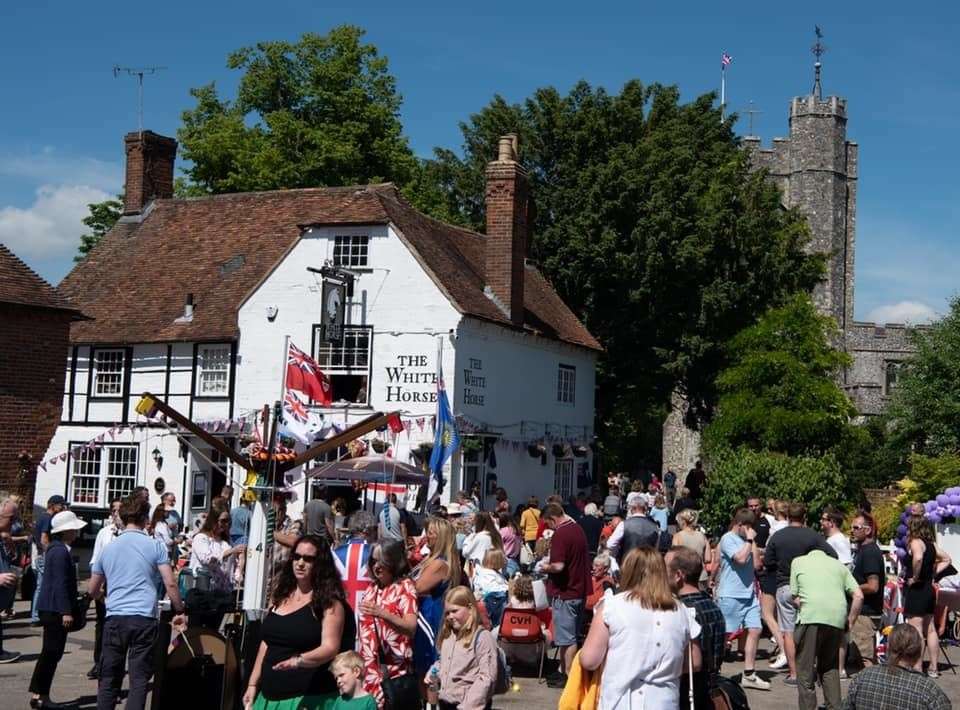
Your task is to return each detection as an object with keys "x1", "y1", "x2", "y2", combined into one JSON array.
[
  {"x1": 744, "y1": 100, "x2": 762, "y2": 136},
  {"x1": 811, "y1": 26, "x2": 827, "y2": 100},
  {"x1": 113, "y1": 65, "x2": 167, "y2": 137}
]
